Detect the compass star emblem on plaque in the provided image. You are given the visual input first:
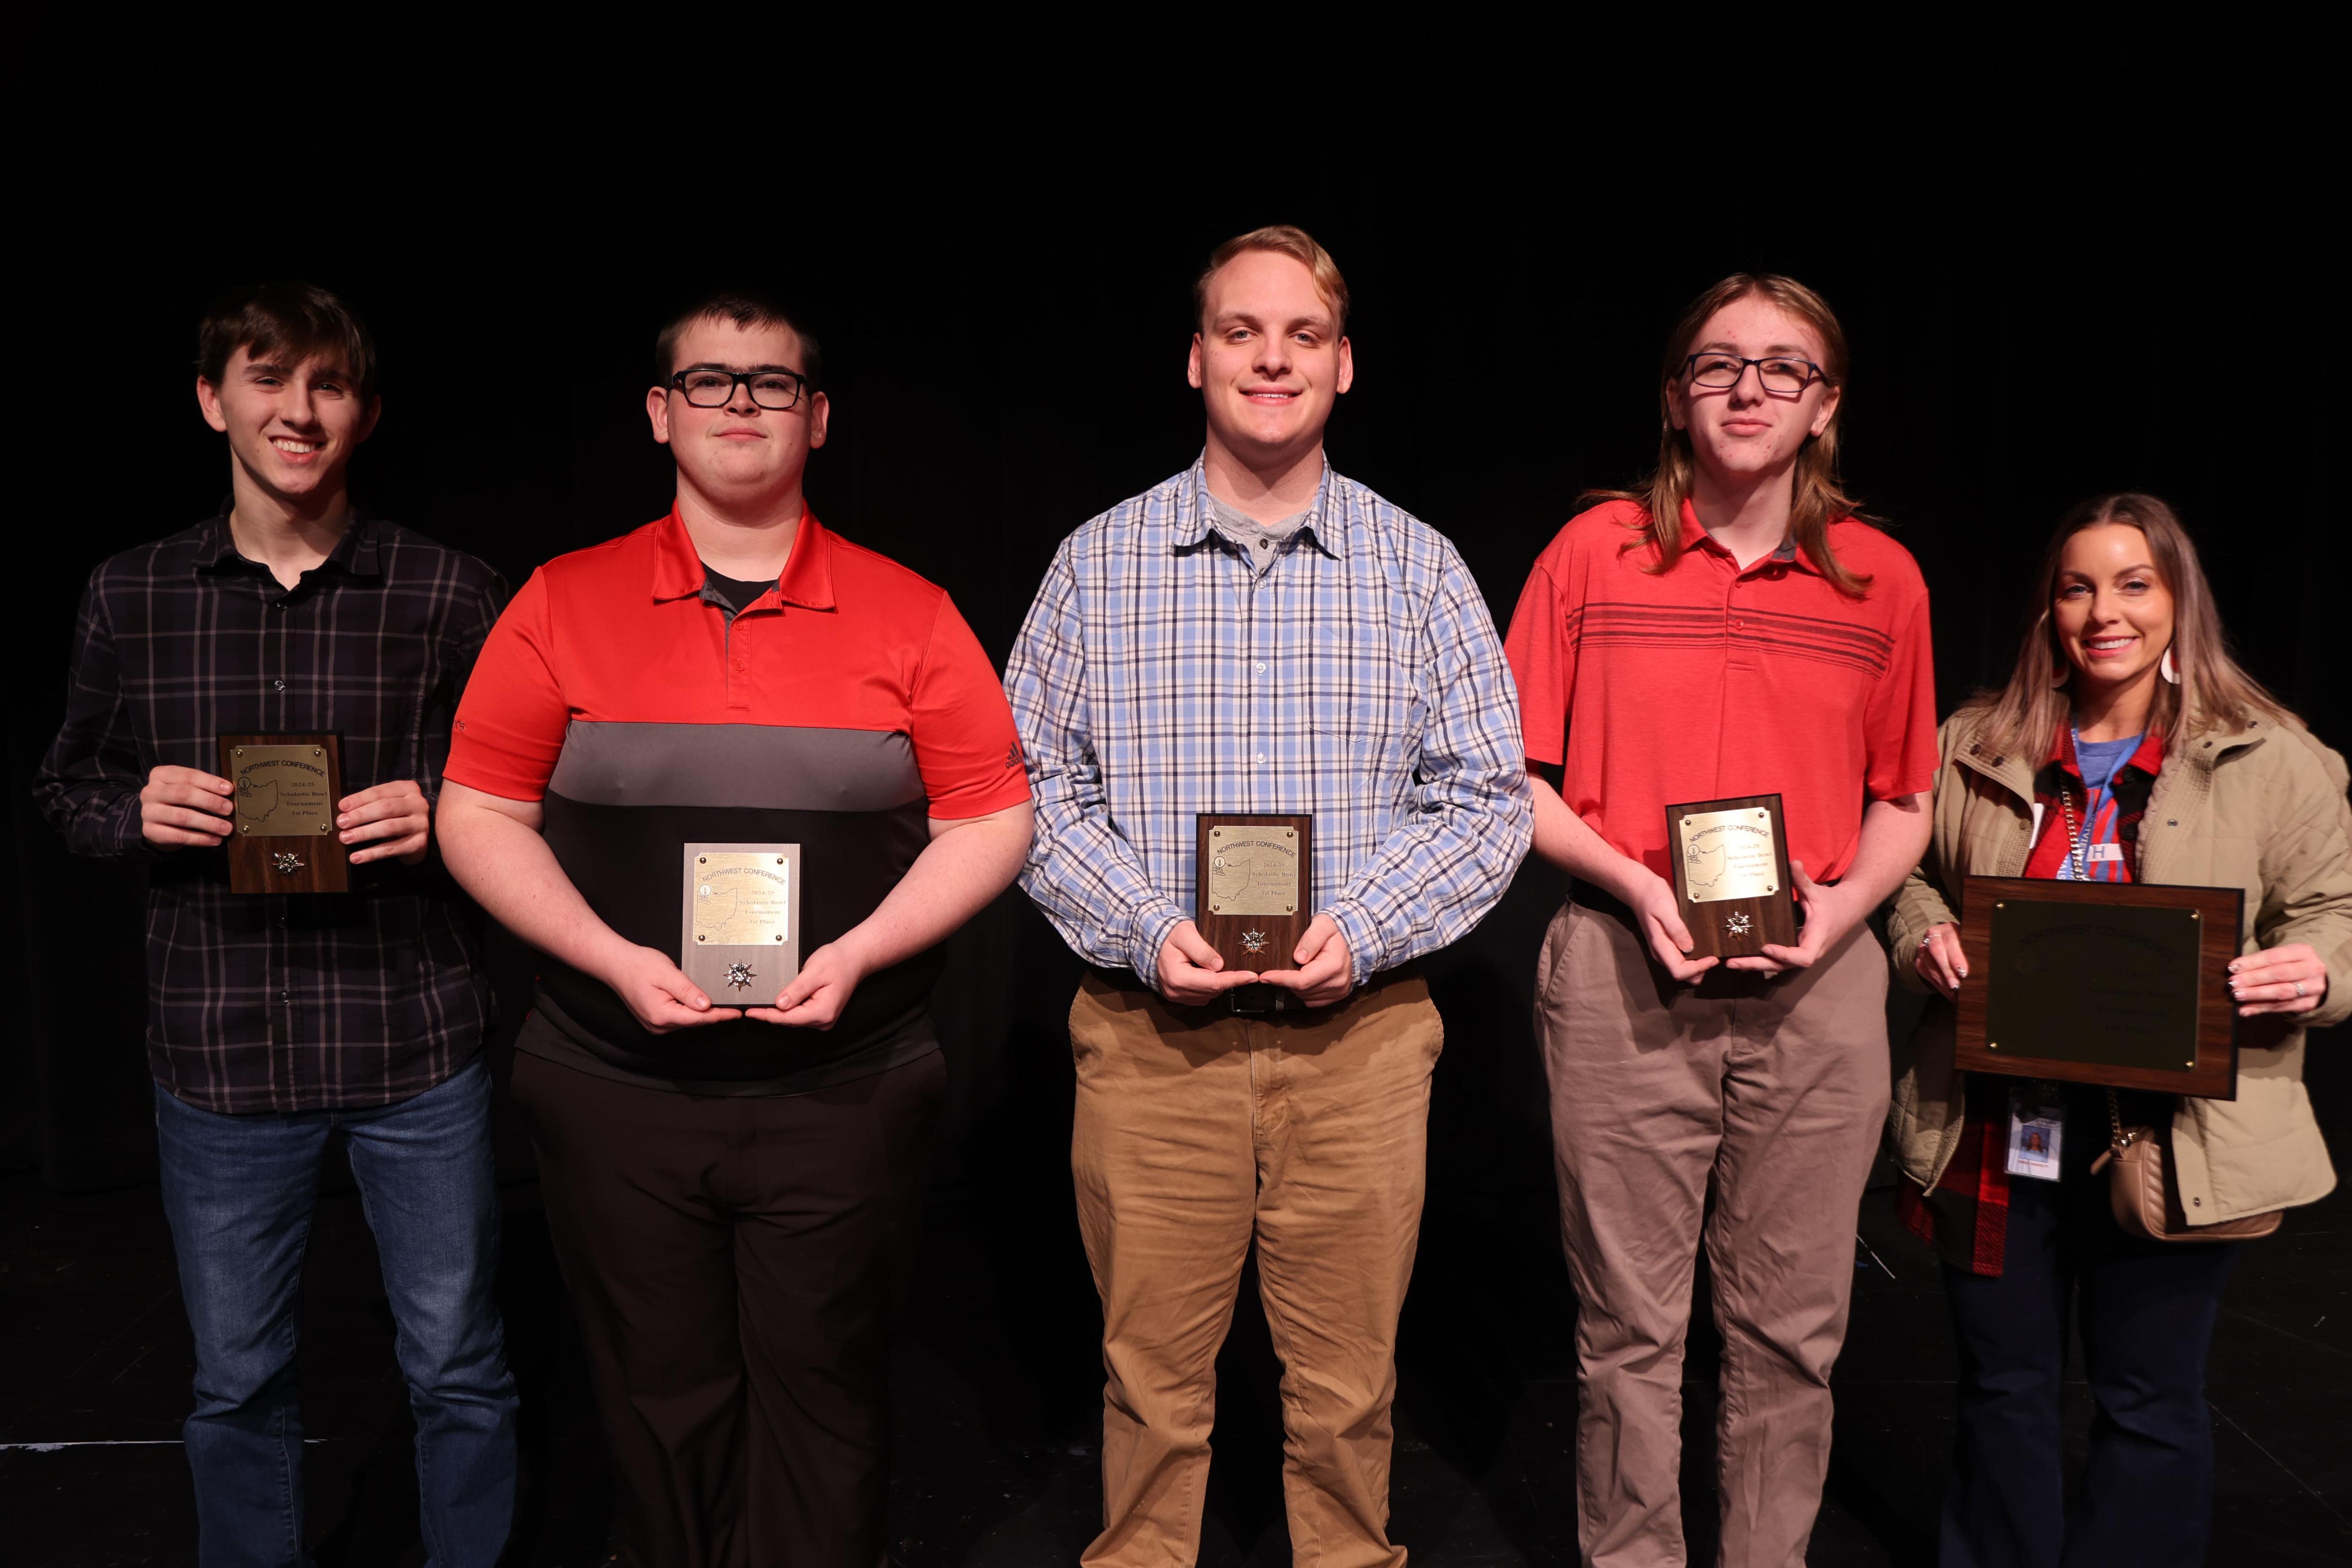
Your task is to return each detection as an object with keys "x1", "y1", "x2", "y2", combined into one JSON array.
[
  {"x1": 1724, "y1": 911, "x2": 1753, "y2": 937},
  {"x1": 1240, "y1": 929, "x2": 1269, "y2": 955},
  {"x1": 723, "y1": 962, "x2": 756, "y2": 989},
  {"x1": 272, "y1": 851, "x2": 305, "y2": 875}
]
